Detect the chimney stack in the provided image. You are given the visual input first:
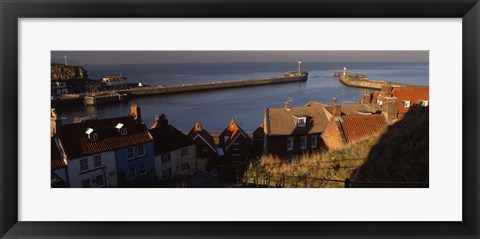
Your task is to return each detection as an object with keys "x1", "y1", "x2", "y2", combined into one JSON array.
[
  {"x1": 361, "y1": 90, "x2": 371, "y2": 105},
  {"x1": 381, "y1": 82, "x2": 393, "y2": 97},
  {"x1": 194, "y1": 122, "x2": 203, "y2": 132},
  {"x1": 51, "y1": 109, "x2": 62, "y2": 137},
  {"x1": 332, "y1": 97, "x2": 341, "y2": 117},
  {"x1": 382, "y1": 97, "x2": 398, "y2": 123},
  {"x1": 154, "y1": 114, "x2": 168, "y2": 128},
  {"x1": 130, "y1": 104, "x2": 142, "y2": 121},
  {"x1": 285, "y1": 100, "x2": 291, "y2": 111}
]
